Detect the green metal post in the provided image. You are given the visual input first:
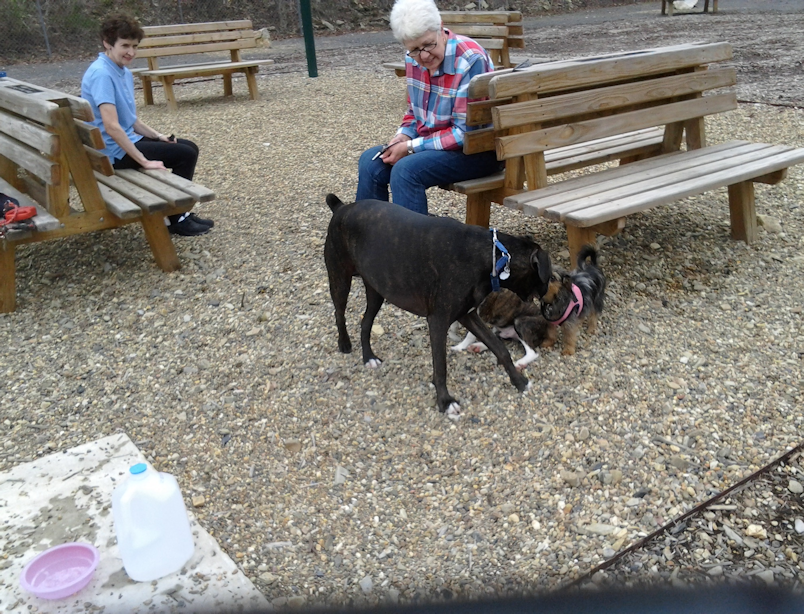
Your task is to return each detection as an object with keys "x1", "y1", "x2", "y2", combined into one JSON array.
[{"x1": 299, "y1": 0, "x2": 318, "y2": 78}]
